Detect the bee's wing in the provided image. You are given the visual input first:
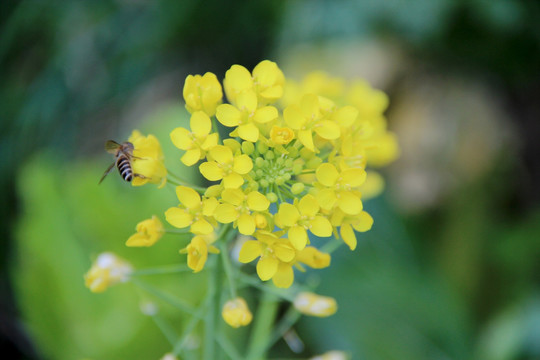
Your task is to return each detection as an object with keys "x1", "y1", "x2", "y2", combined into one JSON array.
[
  {"x1": 98, "y1": 162, "x2": 116, "y2": 184},
  {"x1": 105, "y1": 140, "x2": 121, "y2": 154}
]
